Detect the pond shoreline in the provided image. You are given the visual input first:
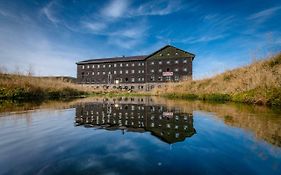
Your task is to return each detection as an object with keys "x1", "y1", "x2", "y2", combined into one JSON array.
[{"x1": 1, "y1": 90, "x2": 280, "y2": 108}]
